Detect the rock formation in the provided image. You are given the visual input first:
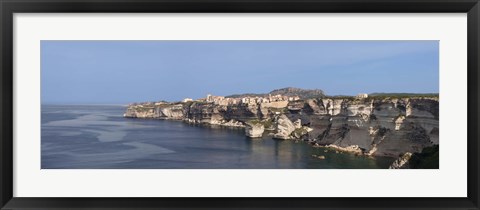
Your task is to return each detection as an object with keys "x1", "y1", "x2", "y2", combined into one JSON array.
[
  {"x1": 245, "y1": 123, "x2": 265, "y2": 138},
  {"x1": 272, "y1": 114, "x2": 296, "y2": 140},
  {"x1": 124, "y1": 93, "x2": 439, "y2": 159},
  {"x1": 389, "y1": 152, "x2": 413, "y2": 169}
]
